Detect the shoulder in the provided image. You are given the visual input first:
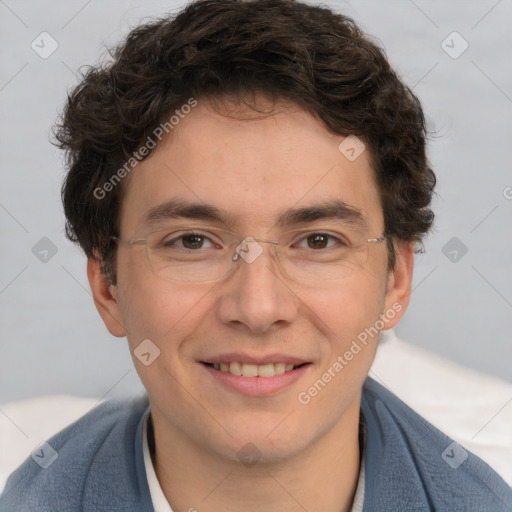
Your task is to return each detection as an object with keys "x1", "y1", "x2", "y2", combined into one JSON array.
[
  {"x1": 0, "y1": 395, "x2": 153, "y2": 512},
  {"x1": 360, "y1": 377, "x2": 512, "y2": 511}
]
